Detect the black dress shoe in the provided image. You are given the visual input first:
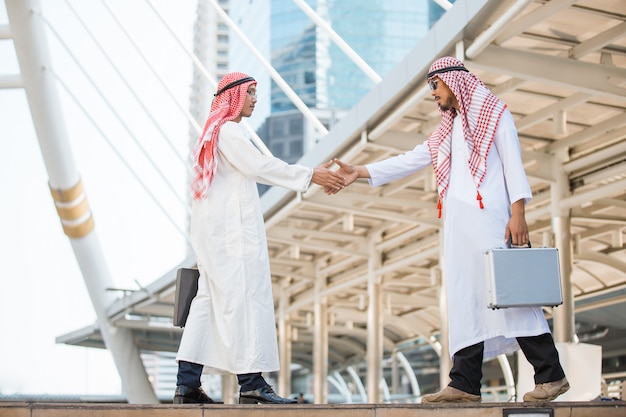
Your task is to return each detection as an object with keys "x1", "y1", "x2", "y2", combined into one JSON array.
[
  {"x1": 239, "y1": 384, "x2": 297, "y2": 404},
  {"x1": 173, "y1": 385, "x2": 223, "y2": 404}
]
